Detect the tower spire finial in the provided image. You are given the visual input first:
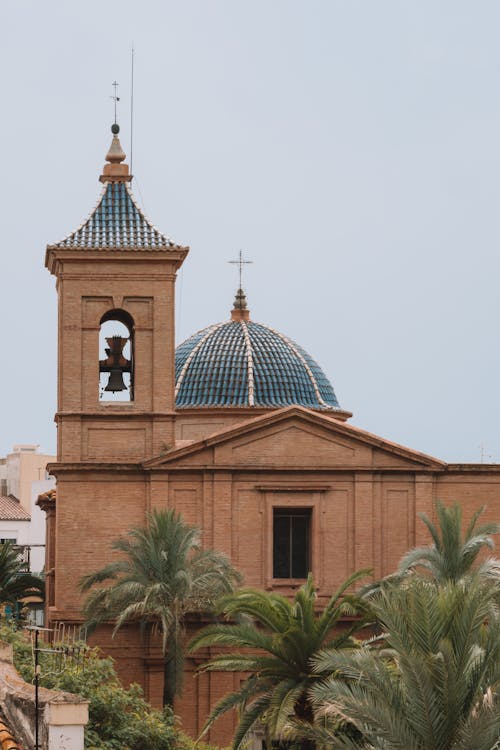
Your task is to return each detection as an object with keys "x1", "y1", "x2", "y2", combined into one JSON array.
[
  {"x1": 229, "y1": 251, "x2": 252, "y2": 321},
  {"x1": 230, "y1": 287, "x2": 250, "y2": 321},
  {"x1": 100, "y1": 81, "x2": 131, "y2": 183},
  {"x1": 228, "y1": 250, "x2": 252, "y2": 290},
  {"x1": 233, "y1": 288, "x2": 248, "y2": 310},
  {"x1": 111, "y1": 80, "x2": 120, "y2": 126}
]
